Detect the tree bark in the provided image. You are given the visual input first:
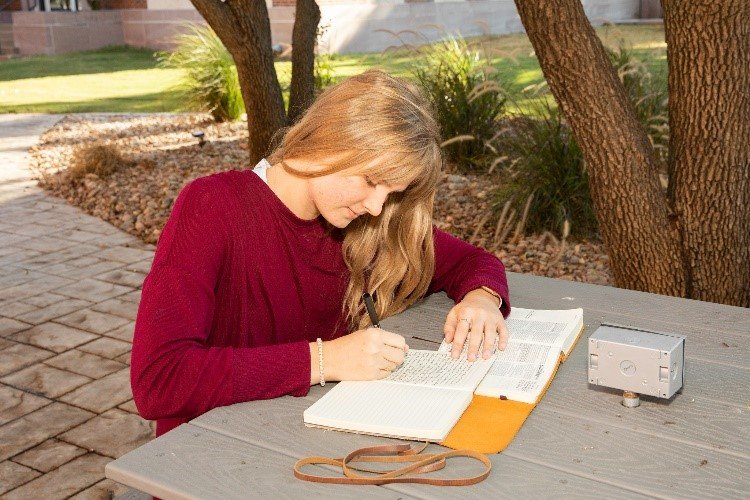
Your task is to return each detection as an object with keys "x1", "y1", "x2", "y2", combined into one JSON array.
[
  {"x1": 288, "y1": 0, "x2": 321, "y2": 123},
  {"x1": 190, "y1": 0, "x2": 286, "y2": 163},
  {"x1": 514, "y1": 0, "x2": 686, "y2": 297},
  {"x1": 663, "y1": 0, "x2": 750, "y2": 305}
]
